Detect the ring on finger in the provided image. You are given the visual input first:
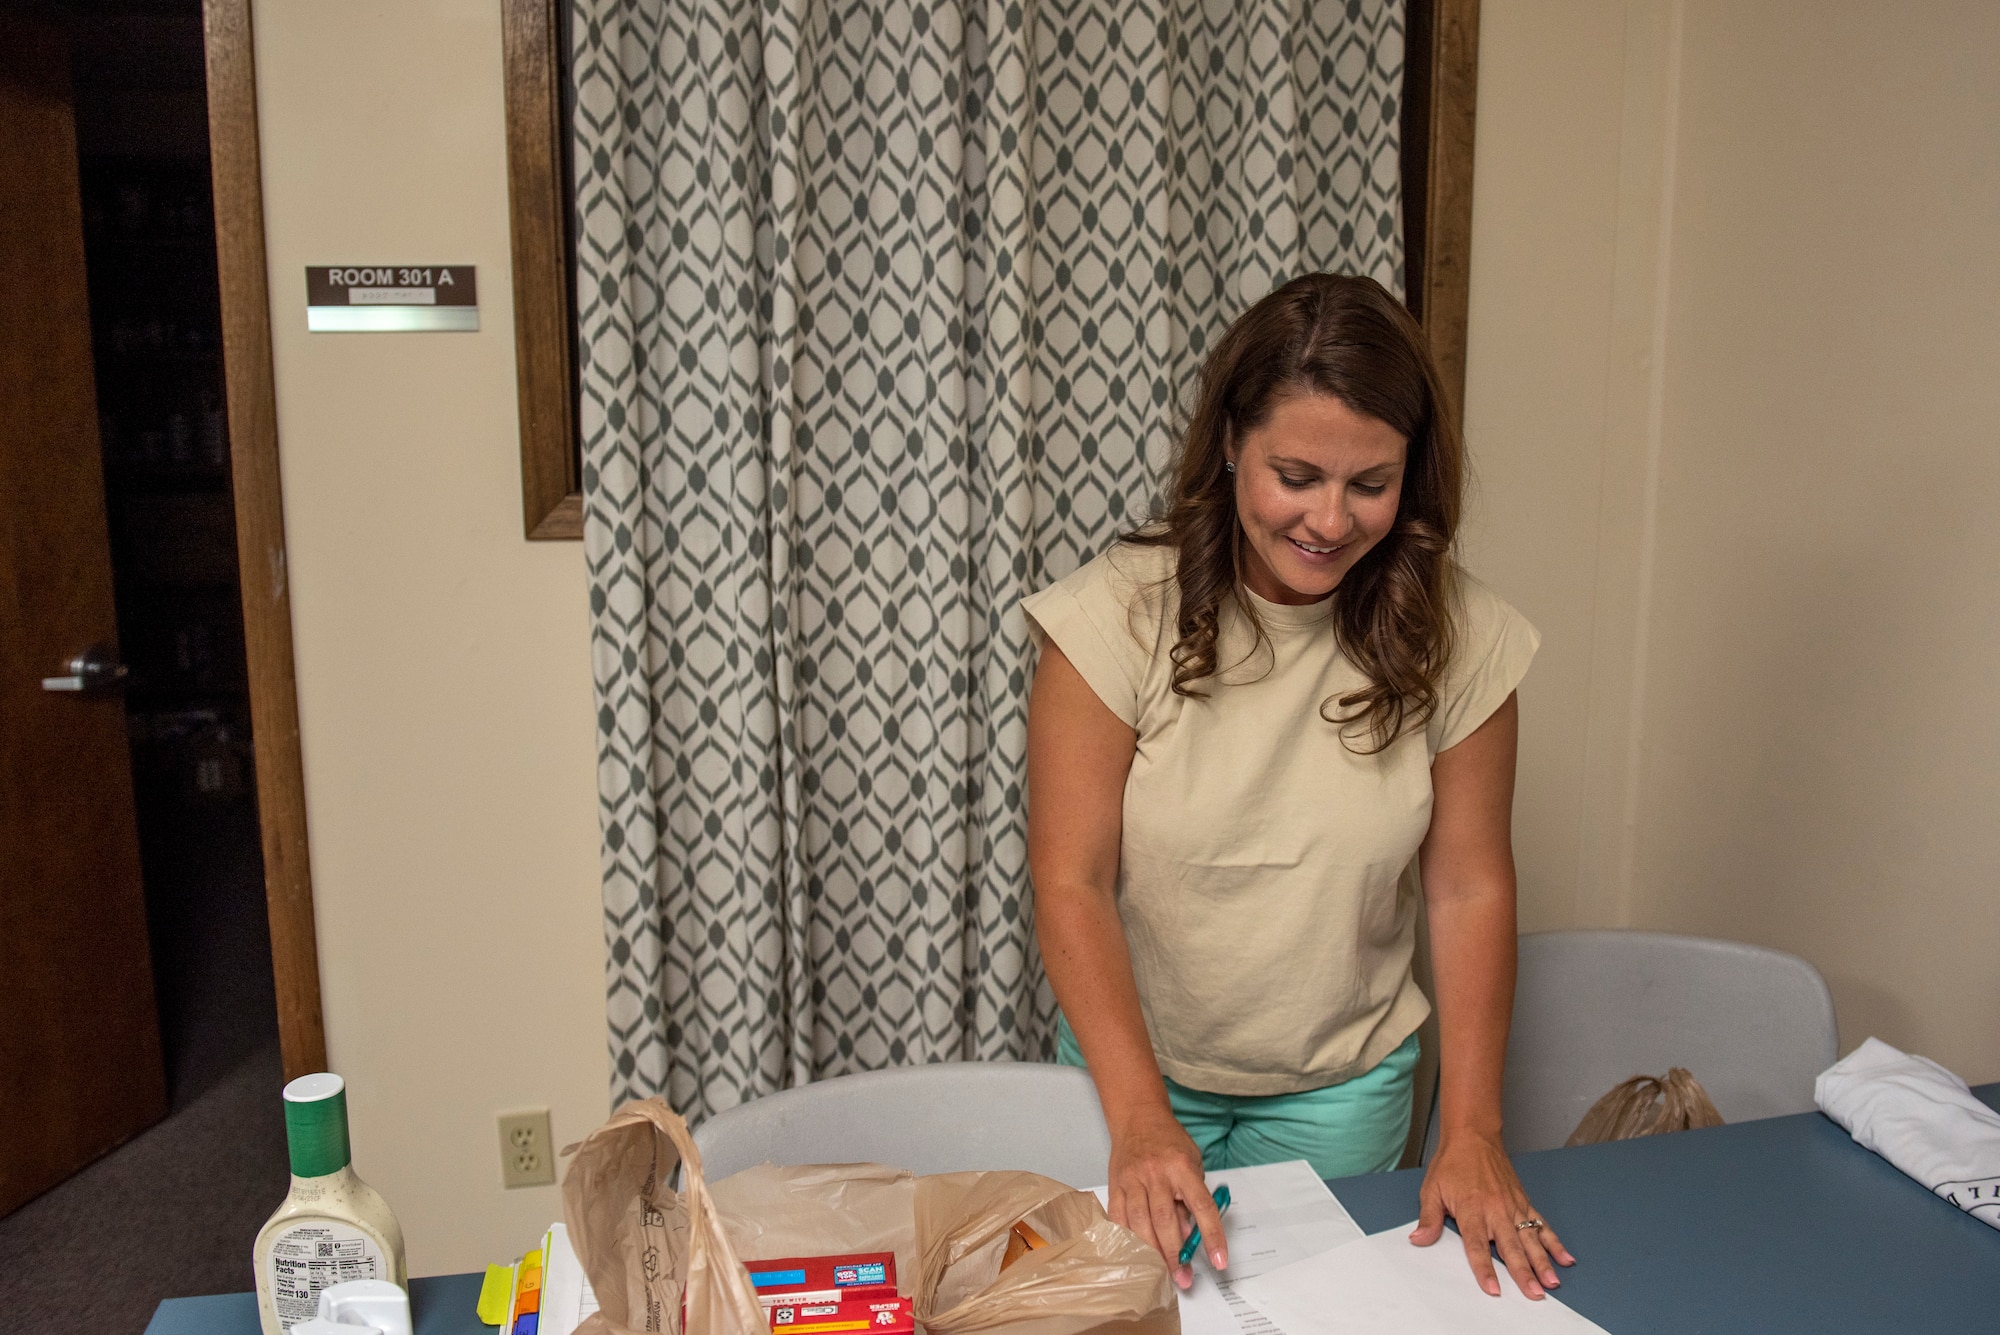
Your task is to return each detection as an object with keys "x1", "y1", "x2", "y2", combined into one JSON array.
[{"x1": 1514, "y1": 1218, "x2": 1545, "y2": 1231}]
